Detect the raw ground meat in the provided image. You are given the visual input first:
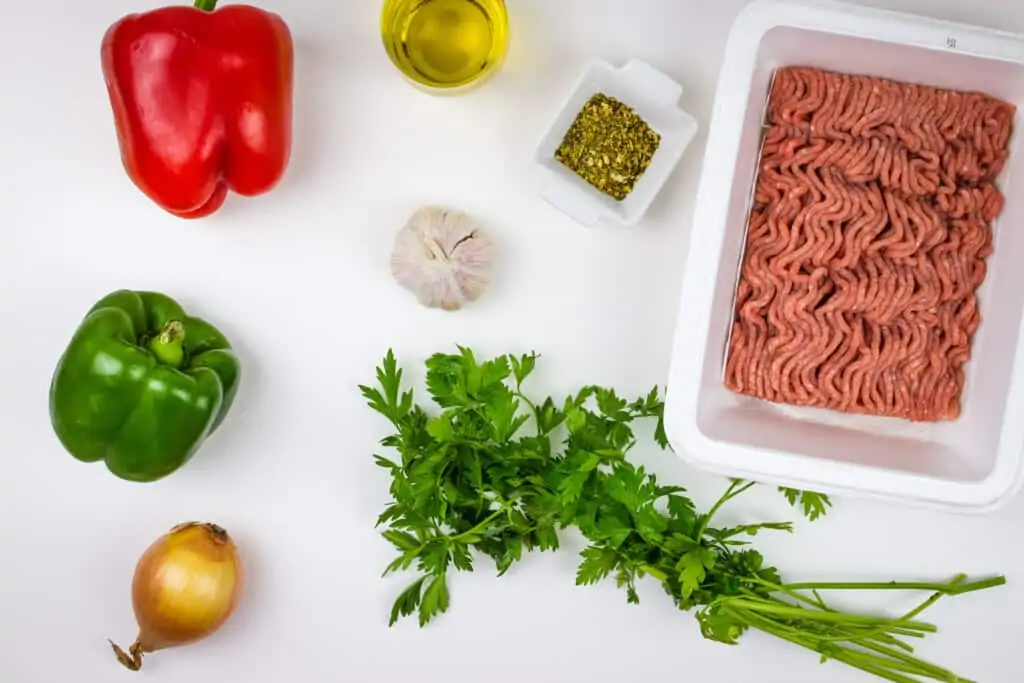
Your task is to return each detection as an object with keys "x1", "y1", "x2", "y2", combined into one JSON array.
[{"x1": 723, "y1": 66, "x2": 1015, "y2": 422}]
